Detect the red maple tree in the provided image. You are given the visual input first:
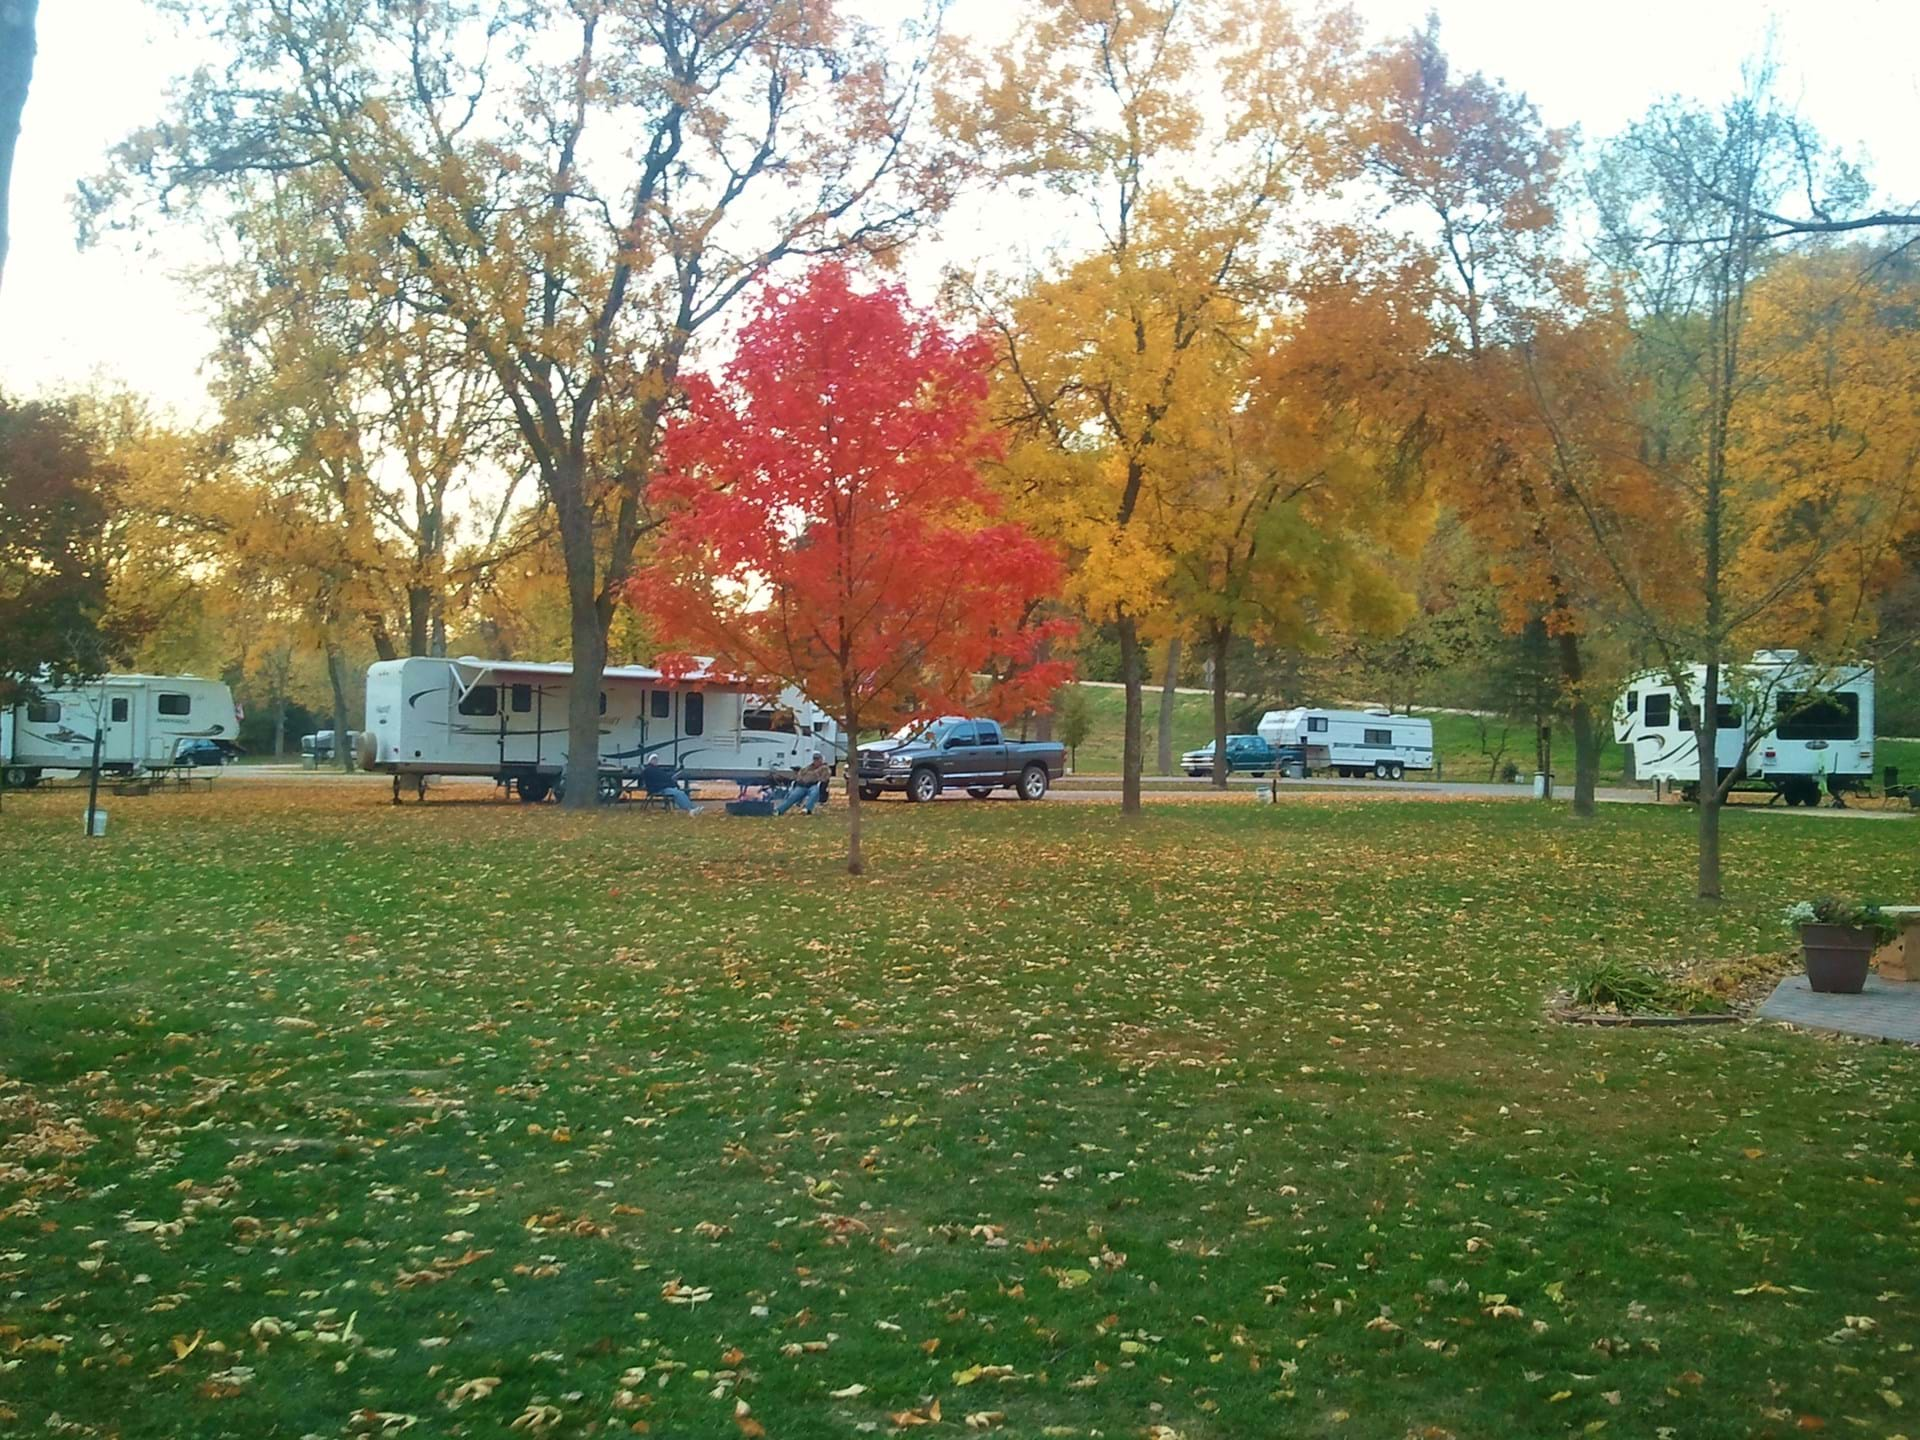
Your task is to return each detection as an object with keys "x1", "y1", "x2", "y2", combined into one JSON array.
[{"x1": 630, "y1": 263, "x2": 1072, "y2": 873}]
